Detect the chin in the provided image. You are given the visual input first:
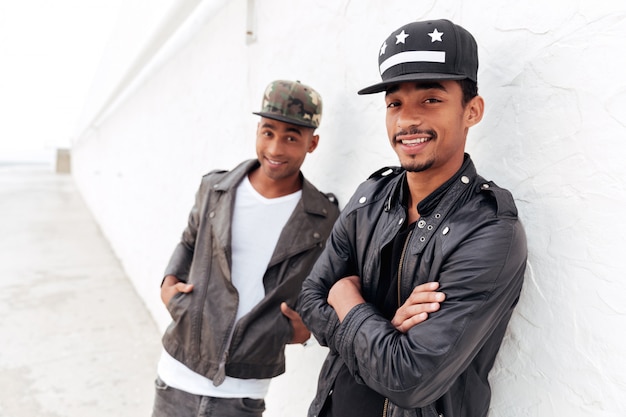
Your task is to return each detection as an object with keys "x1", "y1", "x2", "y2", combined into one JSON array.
[{"x1": 401, "y1": 159, "x2": 434, "y2": 173}]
